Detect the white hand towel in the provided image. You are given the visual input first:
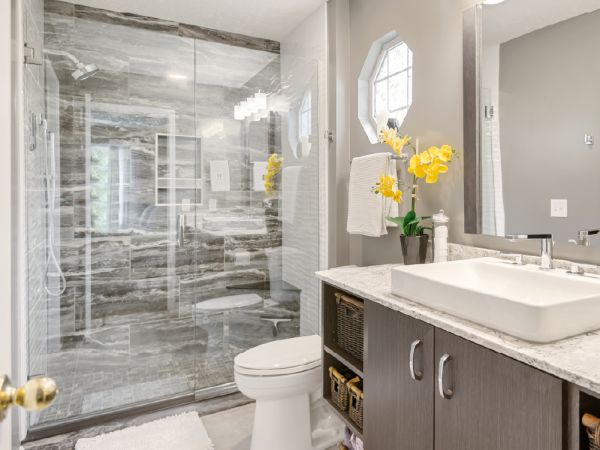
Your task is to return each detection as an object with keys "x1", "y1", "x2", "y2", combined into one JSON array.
[{"x1": 347, "y1": 153, "x2": 398, "y2": 237}]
